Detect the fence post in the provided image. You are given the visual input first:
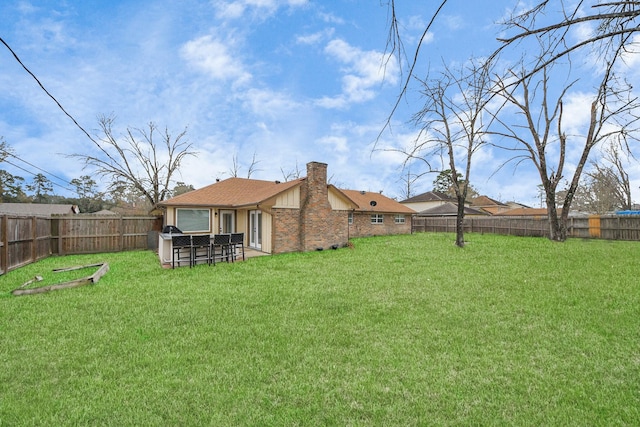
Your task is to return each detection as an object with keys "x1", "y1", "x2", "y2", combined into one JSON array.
[
  {"x1": 0, "y1": 215, "x2": 7, "y2": 275},
  {"x1": 31, "y1": 216, "x2": 37, "y2": 264},
  {"x1": 59, "y1": 217, "x2": 65, "y2": 255},
  {"x1": 119, "y1": 216, "x2": 124, "y2": 252}
]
